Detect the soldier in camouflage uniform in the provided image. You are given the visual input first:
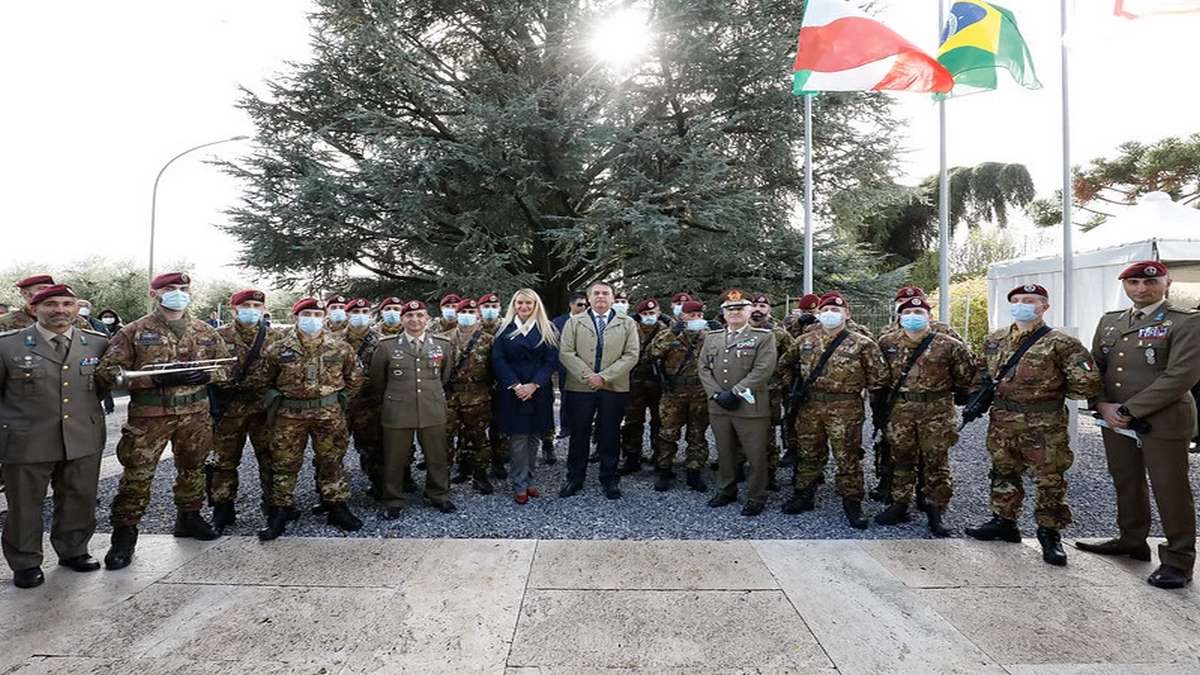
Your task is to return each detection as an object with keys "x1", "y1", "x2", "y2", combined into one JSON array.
[
  {"x1": 439, "y1": 297, "x2": 496, "y2": 494},
  {"x1": 779, "y1": 292, "x2": 888, "y2": 529},
  {"x1": 342, "y1": 298, "x2": 384, "y2": 499},
  {"x1": 965, "y1": 283, "x2": 1101, "y2": 566},
  {"x1": 377, "y1": 296, "x2": 406, "y2": 338},
  {"x1": 619, "y1": 298, "x2": 668, "y2": 475},
  {"x1": 647, "y1": 299, "x2": 710, "y2": 492},
  {"x1": 0, "y1": 274, "x2": 95, "y2": 333},
  {"x1": 207, "y1": 289, "x2": 280, "y2": 532},
  {"x1": 98, "y1": 272, "x2": 231, "y2": 570},
  {"x1": 783, "y1": 293, "x2": 820, "y2": 339},
  {"x1": 436, "y1": 293, "x2": 462, "y2": 333},
  {"x1": 323, "y1": 293, "x2": 350, "y2": 340},
  {"x1": 745, "y1": 293, "x2": 794, "y2": 491},
  {"x1": 874, "y1": 296, "x2": 977, "y2": 536},
  {"x1": 478, "y1": 292, "x2": 509, "y2": 477},
  {"x1": 256, "y1": 297, "x2": 365, "y2": 541}
]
